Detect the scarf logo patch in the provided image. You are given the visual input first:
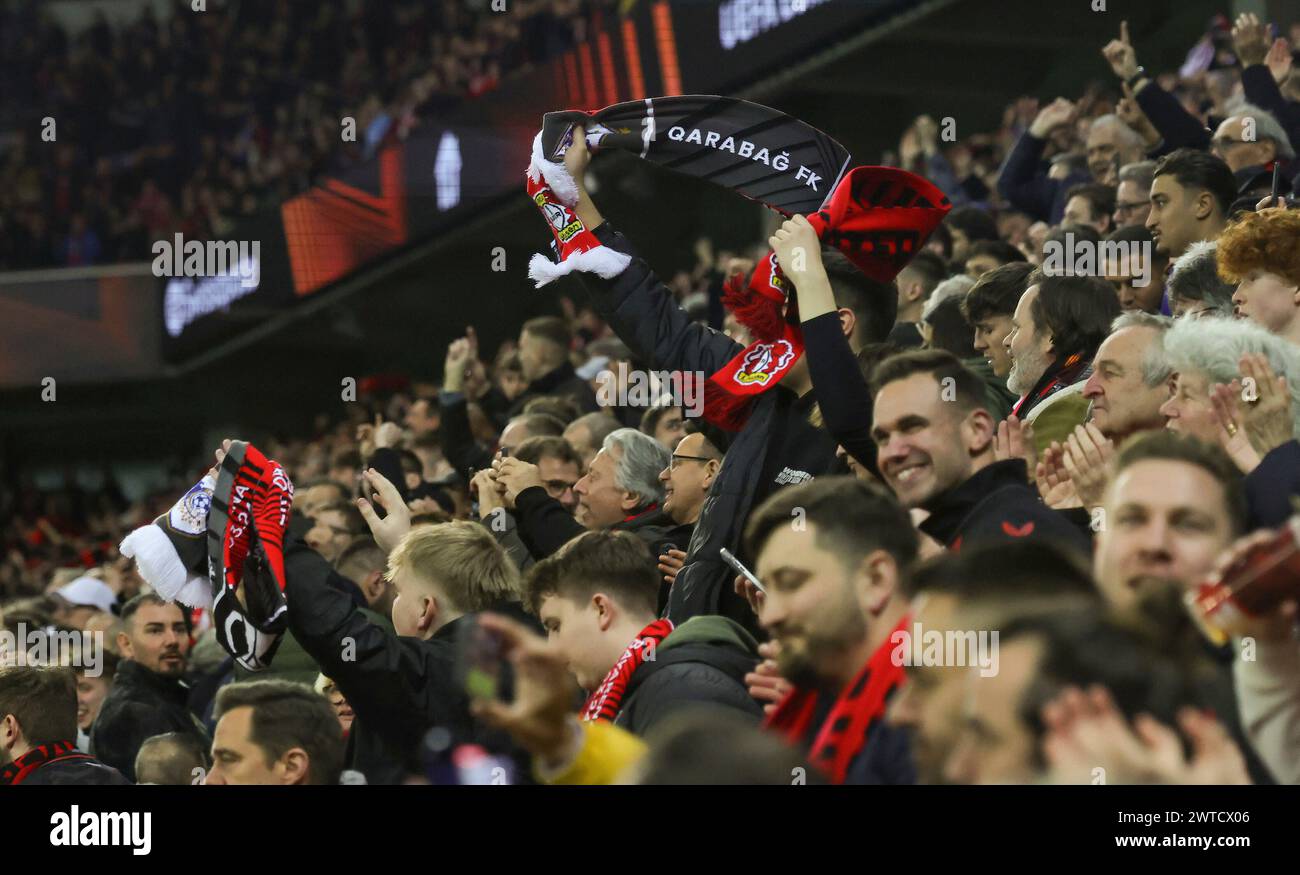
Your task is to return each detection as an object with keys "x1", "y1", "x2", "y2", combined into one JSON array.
[
  {"x1": 537, "y1": 196, "x2": 583, "y2": 243},
  {"x1": 735, "y1": 339, "x2": 795, "y2": 386},
  {"x1": 169, "y1": 478, "x2": 213, "y2": 536}
]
